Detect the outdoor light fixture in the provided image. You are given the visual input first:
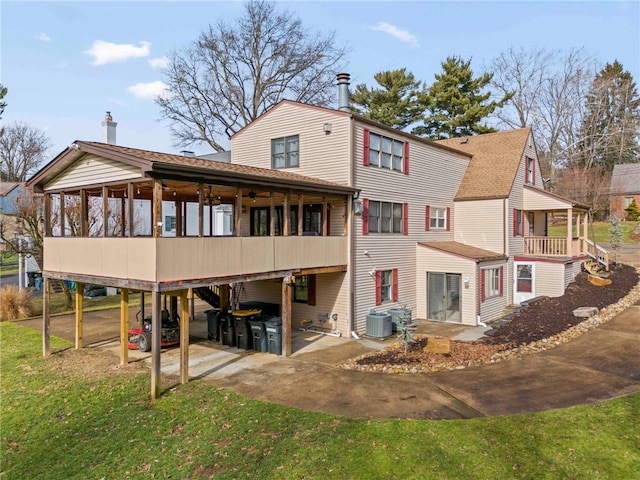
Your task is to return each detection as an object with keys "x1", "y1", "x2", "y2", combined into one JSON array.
[
  {"x1": 323, "y1": 123, "x2": 332, "y2": 134},
  {"x1": 353, "y1": 200, "x2": 364, "y2": 215}
]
